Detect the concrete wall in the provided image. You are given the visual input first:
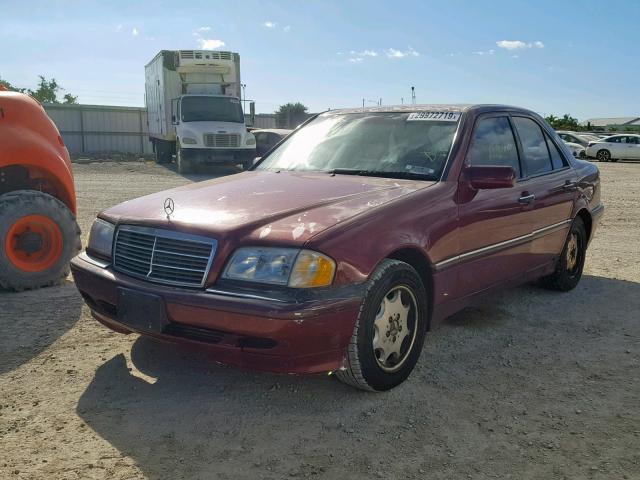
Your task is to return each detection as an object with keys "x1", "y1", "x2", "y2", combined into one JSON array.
[{"x1": 44, "y1": 103, "x2": 279, "y2": 156}]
